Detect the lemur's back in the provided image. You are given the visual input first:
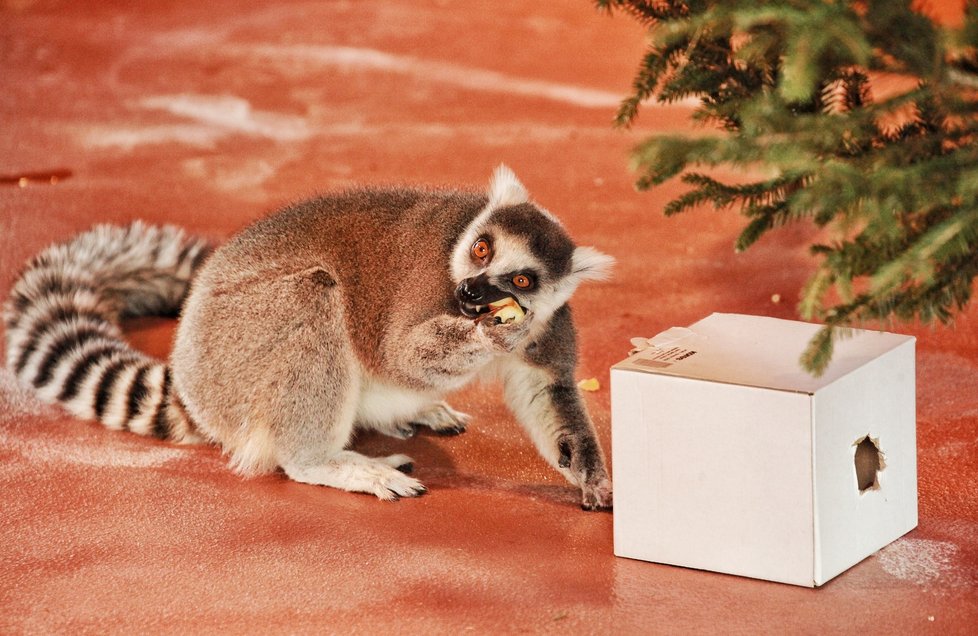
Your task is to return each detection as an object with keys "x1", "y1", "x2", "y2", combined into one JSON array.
[
  {"x1": 189, "y1": 187, "x2": 488, "y2": 374},
  {"x1": 211, "y1": 188, "x2": 485, "y2": 276}
]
